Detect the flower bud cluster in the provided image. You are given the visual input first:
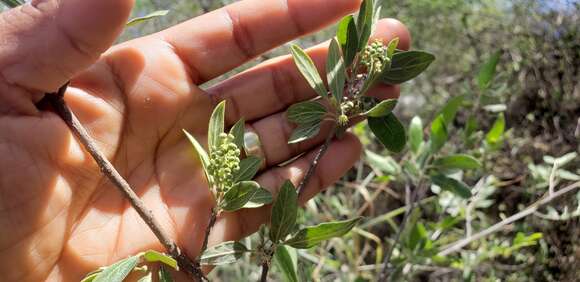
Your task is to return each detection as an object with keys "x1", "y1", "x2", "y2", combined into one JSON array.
[
  {"x1": 208, "y1": 133, "x2": 240, "y2": 192},
  {"x1": 360, "y1": 40, "x2": 389, "y2": 73}
]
